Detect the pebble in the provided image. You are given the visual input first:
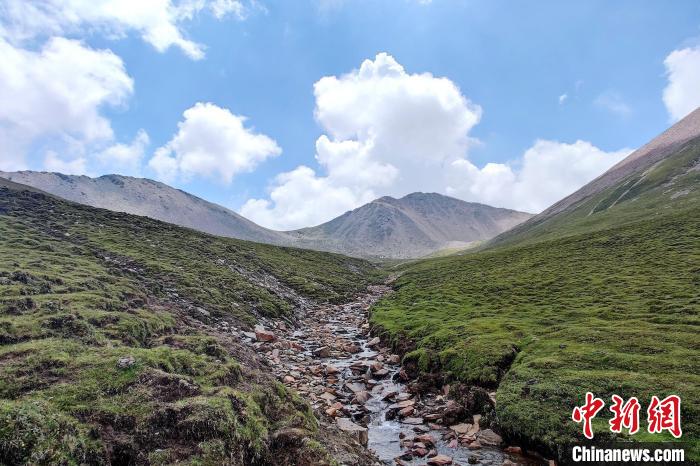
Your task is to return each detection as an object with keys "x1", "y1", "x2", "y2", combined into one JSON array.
[{"x1": 224, "y1": 284, "x2": 526, "y2": 465}]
